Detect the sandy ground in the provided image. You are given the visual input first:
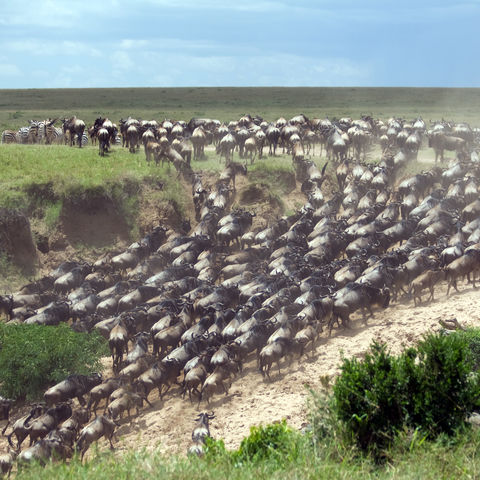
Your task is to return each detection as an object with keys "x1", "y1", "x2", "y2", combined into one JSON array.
[{"x1": 108, "y1": 279, "x2": 479, "y2": 457}]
